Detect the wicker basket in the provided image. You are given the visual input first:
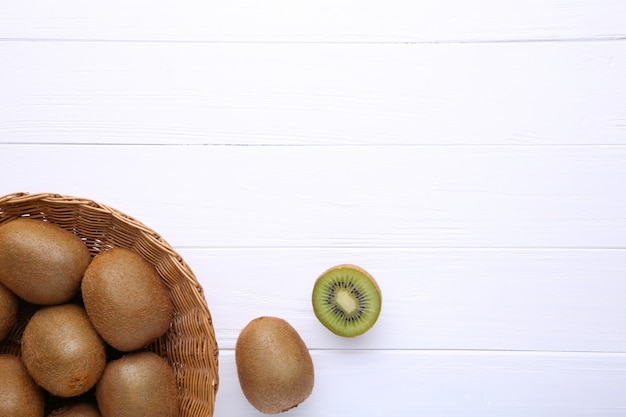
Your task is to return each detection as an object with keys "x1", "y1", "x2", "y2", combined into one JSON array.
[{"x1": 0, "y1": 192, "x2": 218, "y2": 417}]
